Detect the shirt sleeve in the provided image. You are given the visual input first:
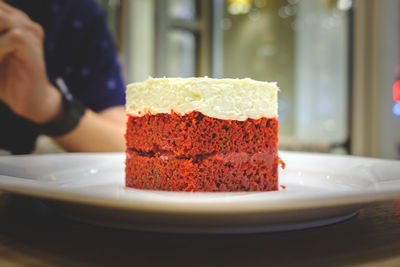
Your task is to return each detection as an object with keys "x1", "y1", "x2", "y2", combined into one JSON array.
[{"x1": 60, "y1": 0, "x2": 126, "y2": 112}]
